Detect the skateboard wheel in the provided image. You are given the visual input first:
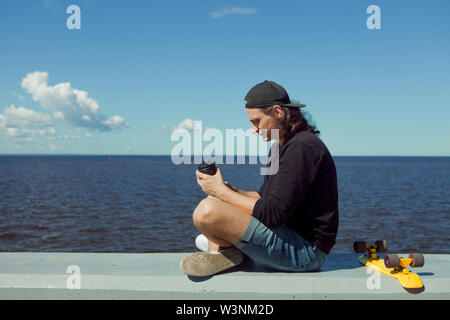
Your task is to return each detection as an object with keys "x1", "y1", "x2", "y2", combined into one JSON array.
[
  {"x1": 384, "y1": 254, "x2": 400, "y2": 268},
  {"x1": 353, "y1": 241, "x2": 366, "y2": 253},
  {"x1": 375, "y1": 240, "x2": 388, "y2": 253},
  {"x1": 409, "y1": 253, "x2": 425, "y2": 268}
]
